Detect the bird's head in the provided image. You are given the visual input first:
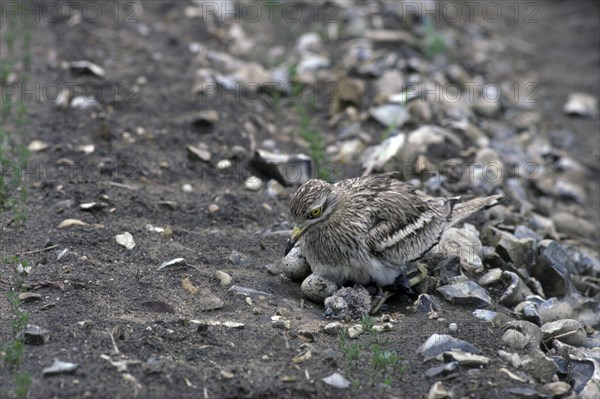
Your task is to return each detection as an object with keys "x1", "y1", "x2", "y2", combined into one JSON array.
[
  {"x1": 323, "y1": 295, "x2": 348, "y2": 319},
  {"x1": 284, "y1": 179, "x2": 339, "y2": 256}
]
